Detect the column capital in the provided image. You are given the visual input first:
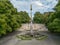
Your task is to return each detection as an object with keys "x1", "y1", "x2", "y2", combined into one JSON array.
[{"x1": 30, "y1": 4, "x2": 32, "y2": 10}]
